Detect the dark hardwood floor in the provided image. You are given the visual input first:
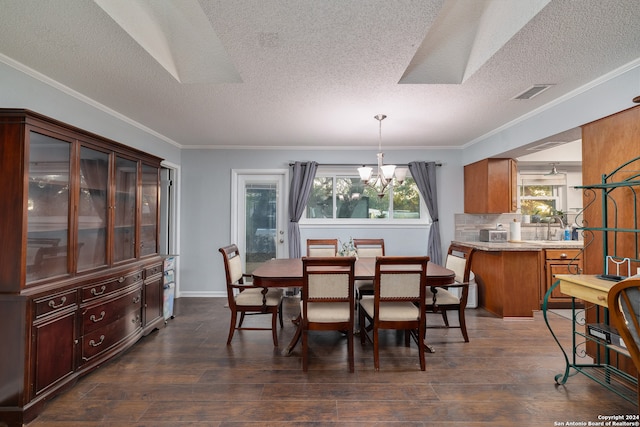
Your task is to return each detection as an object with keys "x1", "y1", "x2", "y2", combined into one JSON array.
[{"x1": 25, "y1": 297, "x2": 637, "y2": 426}]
